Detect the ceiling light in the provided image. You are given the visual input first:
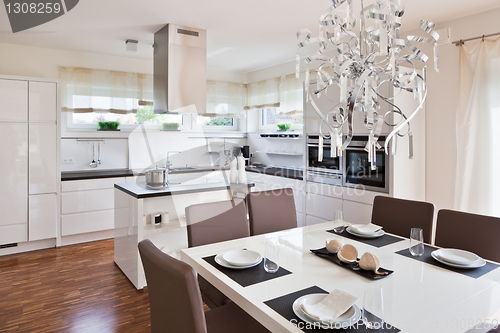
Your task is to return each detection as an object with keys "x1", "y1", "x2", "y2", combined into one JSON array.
[
  {"x1": 297, "y1": 0, "x2": 439, "y2": 169},
  {"x1": 126, "y1": 39, "x2": 138, "y2": 52}
]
